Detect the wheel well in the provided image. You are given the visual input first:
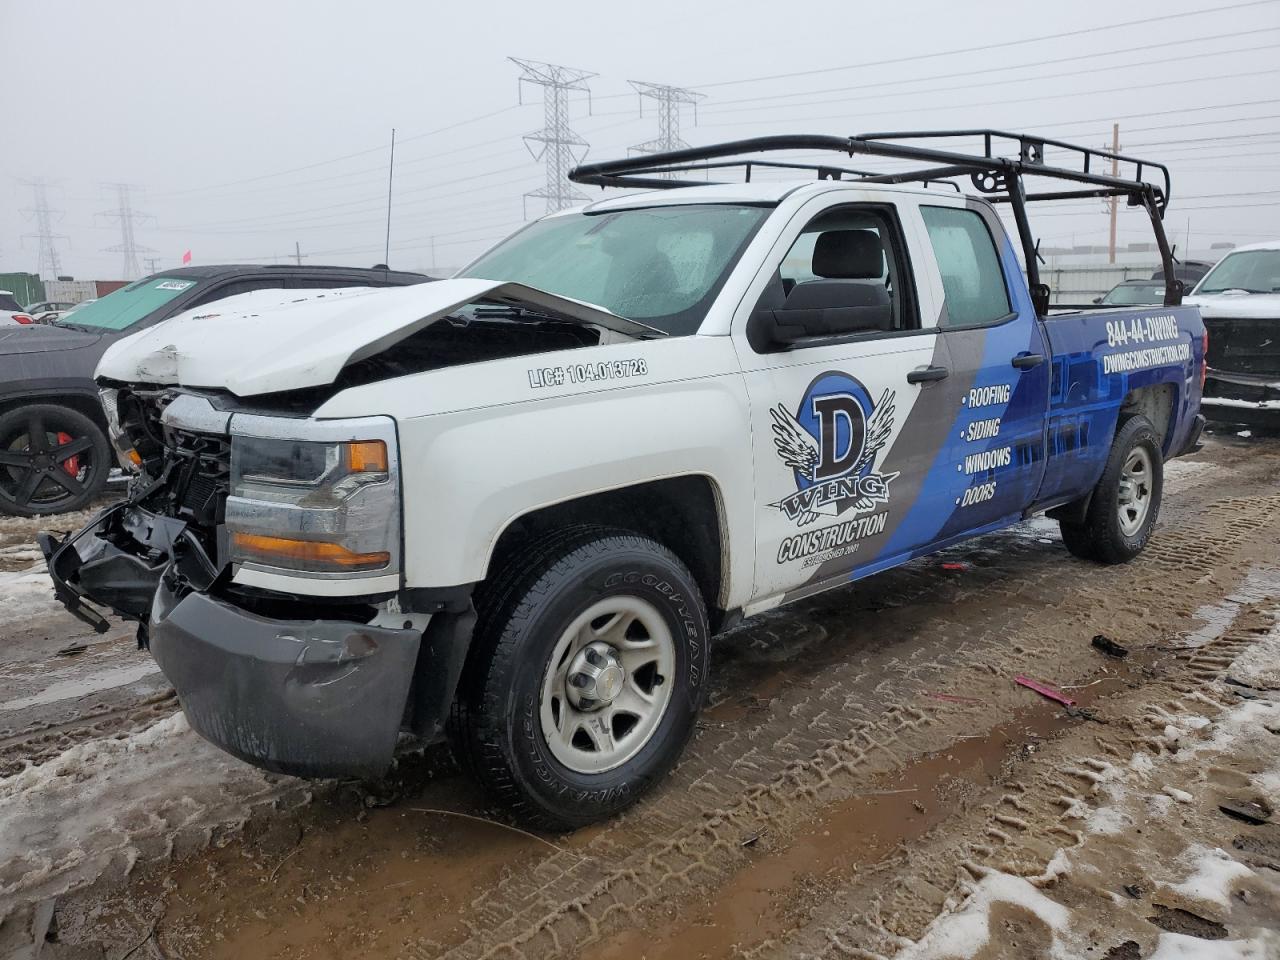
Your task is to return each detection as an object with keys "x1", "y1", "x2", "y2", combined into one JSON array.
[
  {"x1": 487, "y1": 475, "x2": 728, "y2": 629},
  {"x1": 0, "y1": 393, "x2": 108, "y2": 433},
  {"x1": 1119, "y1": 383, "x2": 1175, "y2": 454}
]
